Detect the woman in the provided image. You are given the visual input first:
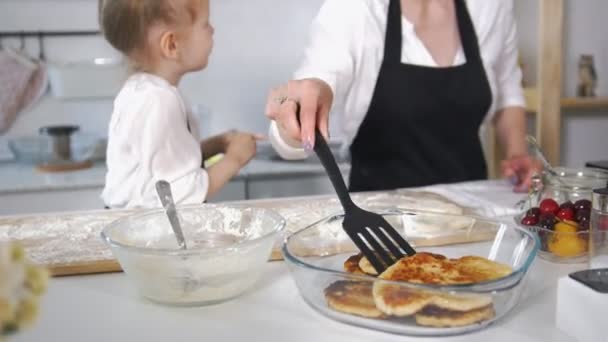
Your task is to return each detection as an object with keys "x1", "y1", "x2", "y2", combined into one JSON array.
[{"x1": 265, "y1": 0, "x2": 540, "y2": 192}]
